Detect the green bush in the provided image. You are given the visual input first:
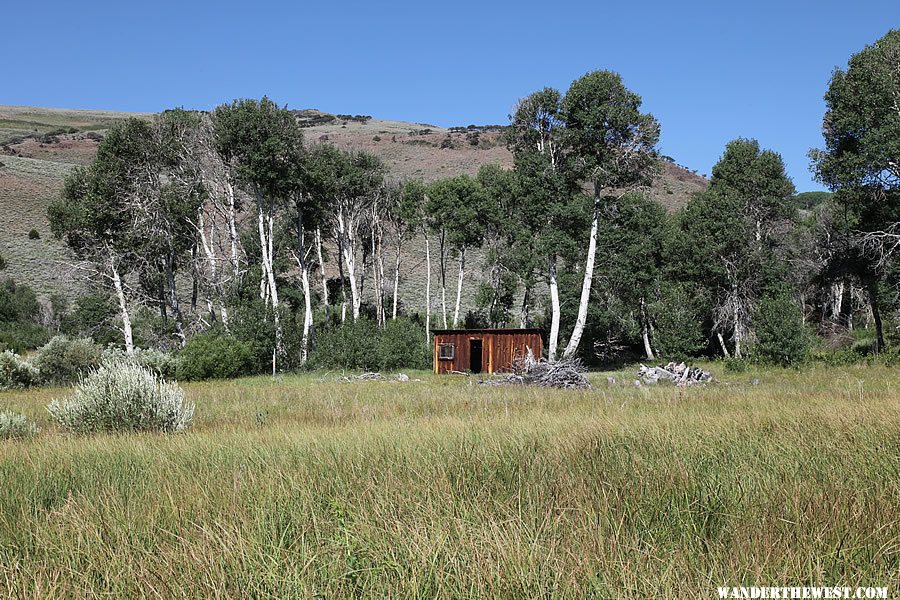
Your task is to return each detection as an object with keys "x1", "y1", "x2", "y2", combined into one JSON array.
[
  {"x1": 0, "y1": 351, "x2": 40, "y2": 390},
  {"x1": 310, "y1": 318, "x2": 429, "y2": 371},
  {"x1": 814, "y1": 348, "x2": 865, "y2": 366},
  {"x1": 0, "y1": 409, "x2": 39, "y2": 439},
  {"x1": 723, "y1": 357, "x2": 751, "y2": 372},
  {"x1": 378, "y1": 318, "x2": 431, "y2": 370},
  {"x1": 652, "y1": 283, "x2": 708, "y2": 359},
  {"x1": 0, "y1": 323, "x2": 51, "y2": 354},
  {"x1": 33, "y1": 336, "x2": 102, "y2": 385},
  {"x1": 66, "y1": 294, "x2": 120, "y2": 345},
  {"x1": 48, "y1": 362, "x2": 193, "y2": 433},
  {"x1": 27, "y1": 229, "x2": 40, "y2": 240},
  {"x1": 177, "y1": 334, "x2": 254, "y2": 380},
  {"x1": 753, "y1": 291, "x2": 811, "y2": 367},
  {"x1": 0, "y1": 279, "x2": 40, "y2": 324},
  {"x1": 102, "y1": 347, "x2": 182, "y2": 380}
]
